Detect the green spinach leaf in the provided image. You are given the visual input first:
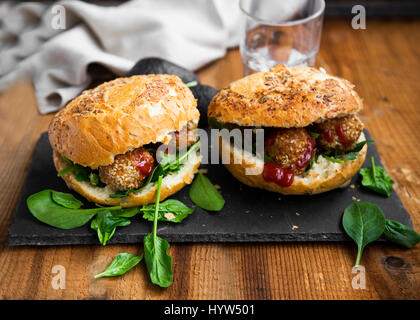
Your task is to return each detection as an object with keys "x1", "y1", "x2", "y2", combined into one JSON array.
[
  {"x1": 322, "y1": 140, "x2": 375, "y2": 164},
  {"x1": 342, "y1": 201, "x2": 386, "y2": 266},
  {"x1": 321, "y1": 154, "x2": 345, "y2": 164},
  {"x1": 141, "y1": 199, "x2": 195, "y2": 223},
  {"x1": 189, "y1": 173, "x2": 225, "y2": 211},
  {"x1": 51, "y1": 191, "x2": 83, "y2": 209},
  {"x1": 360, "y1": 157, "x2": 394, "y2": 197},
  {"x1": 384, "y1": 219, "x2": 420, "y2": 248},
  {"x1": 90, "y1": 210, "x2": 131, "y2": 245},
  {"x1": 27, "y1": 190, "x2": 124, "y2": 229},
  {"x1": 143, "y1": 175, "x2": 173, "y2": 287},
  {"x1": 94, "y1": 253, "x2": 143, "y2": 278},
  {"x1": 57, "y1": 155, "x2": 90, "y2": 182}
]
